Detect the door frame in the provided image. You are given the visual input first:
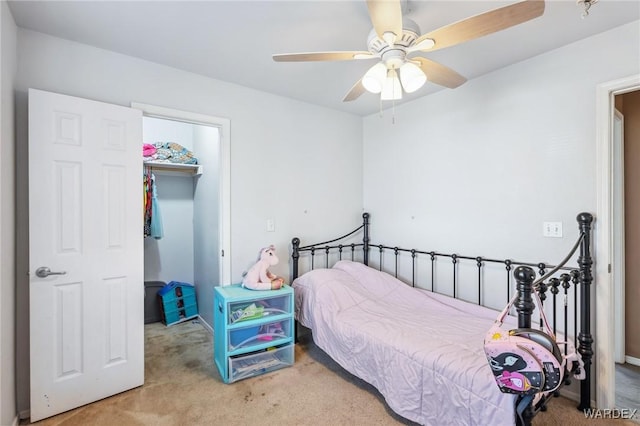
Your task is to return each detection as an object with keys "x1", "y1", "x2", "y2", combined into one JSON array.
[
  {"x1": 595, "y1": 74, "x2": 640, "y2": 409},
  {"x1": 132, "y1": 103, "x2": 231, "y2": 285},
  {"x1": 612, "y1": 108, "x2": 625, "y2": 365}
]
